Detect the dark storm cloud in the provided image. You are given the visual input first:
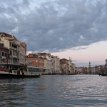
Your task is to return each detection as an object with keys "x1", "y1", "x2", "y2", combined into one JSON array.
[{"x1": 0, "y1": 0, "x2": 107, "y2": 52}]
